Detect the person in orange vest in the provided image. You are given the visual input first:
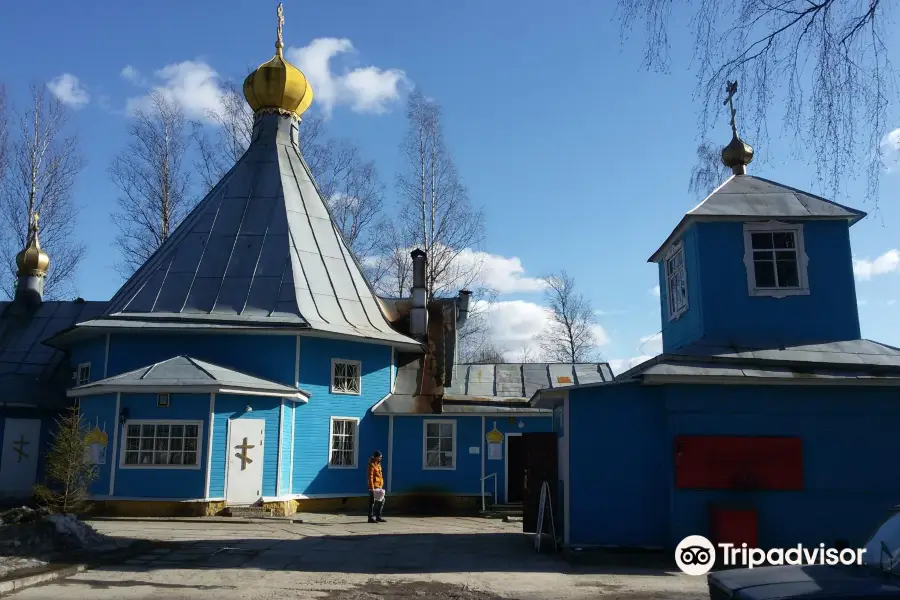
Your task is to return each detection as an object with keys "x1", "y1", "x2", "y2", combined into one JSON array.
[{"x1": 367, "y1": 450, "x2": 386, "y2": 523}]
